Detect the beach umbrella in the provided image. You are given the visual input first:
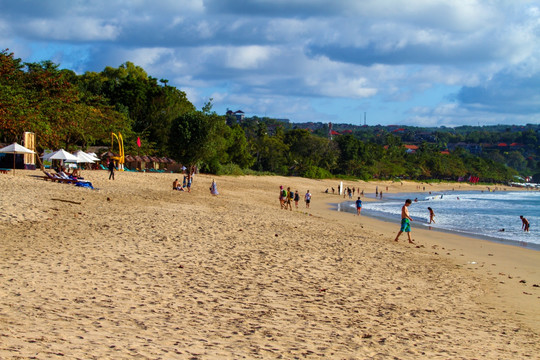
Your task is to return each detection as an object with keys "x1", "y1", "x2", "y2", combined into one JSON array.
[
  {"x1": 44, "y1": 149, "x2": 78, "y2": 162},
  {"x1": 0, "y1": 142, "x2": 35, "y2": 174},
  {"x1": 87, "y1": 152, "x2": 100, "y2": 161}
]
